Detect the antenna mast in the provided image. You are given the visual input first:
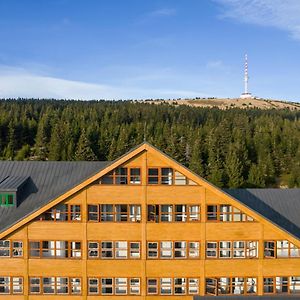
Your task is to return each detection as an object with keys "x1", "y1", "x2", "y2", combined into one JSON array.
[{"x1": 240, "y1": 53, "x2": 253, "y2": 99}]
